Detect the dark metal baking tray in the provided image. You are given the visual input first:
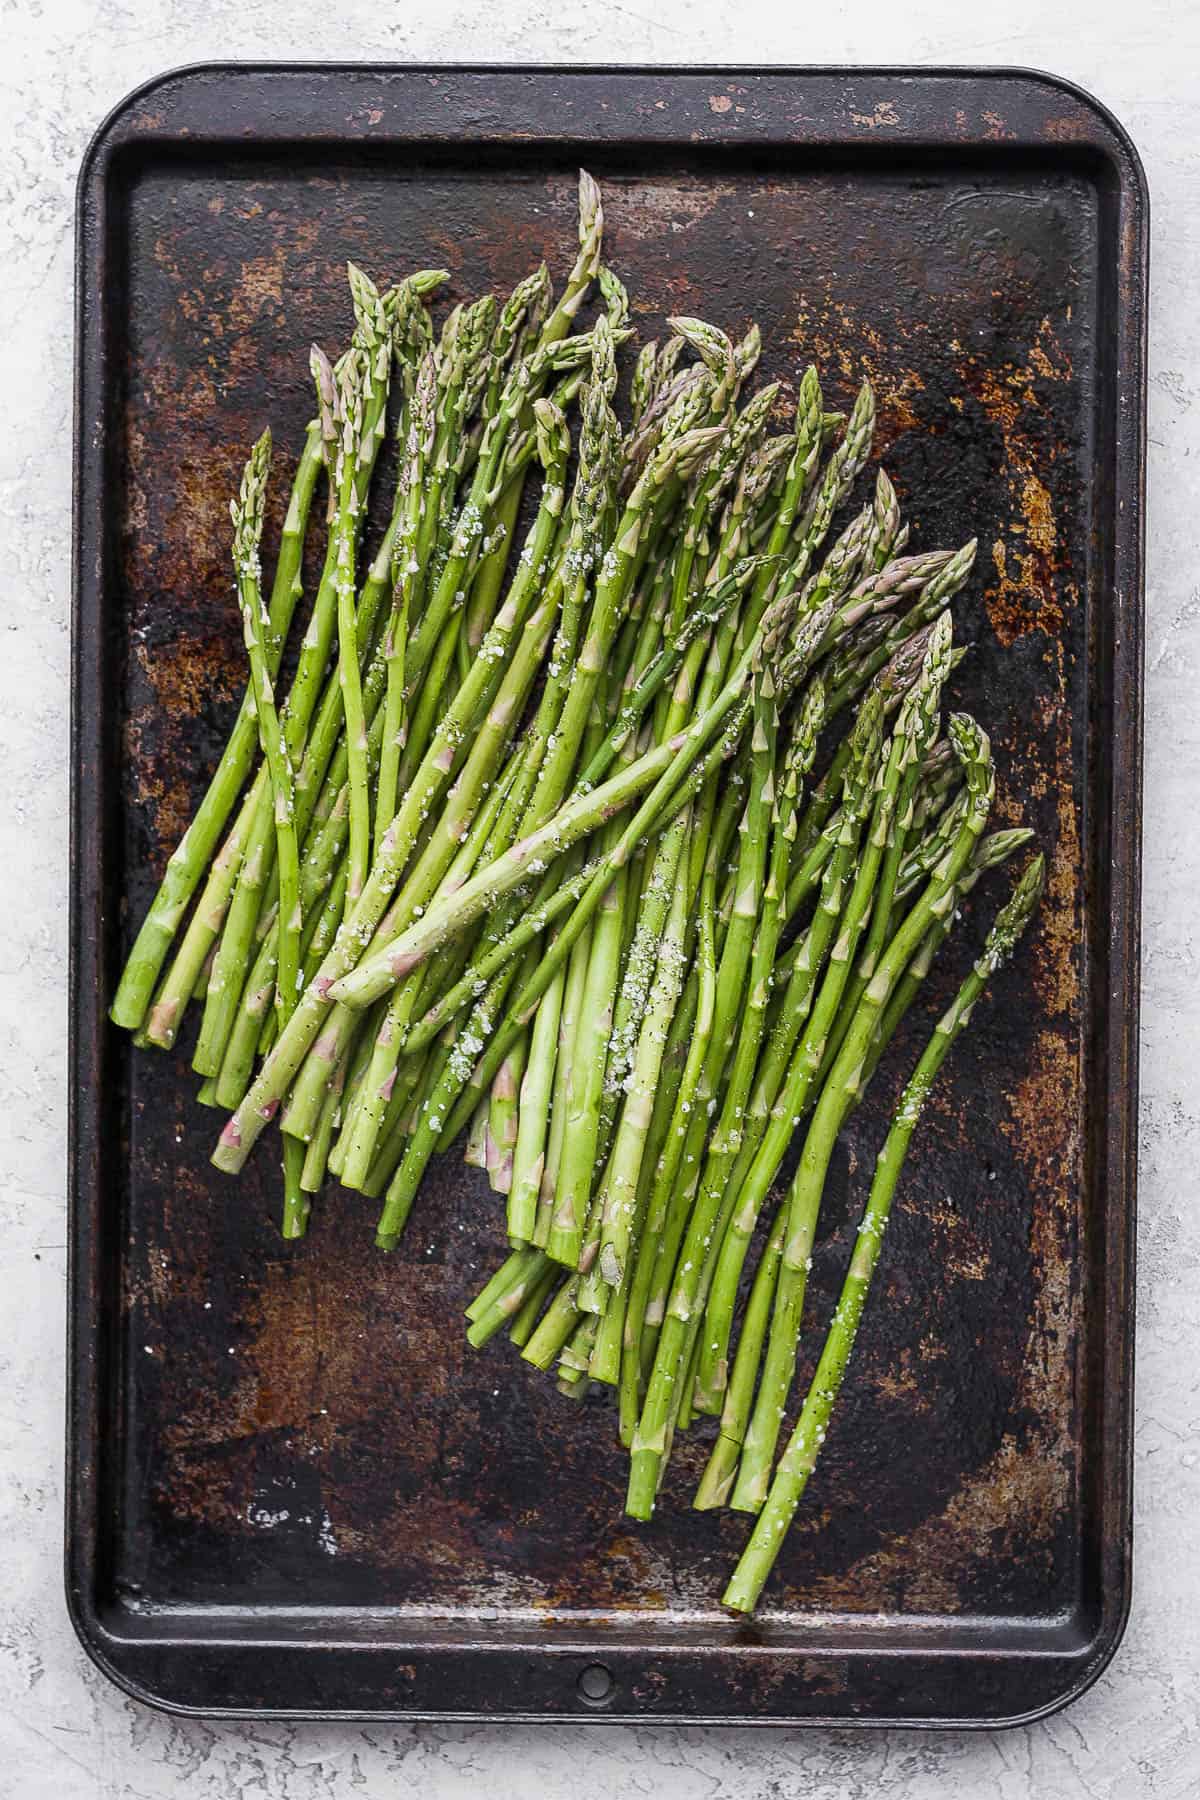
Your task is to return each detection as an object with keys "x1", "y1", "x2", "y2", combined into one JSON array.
[{"x1": 69, "y1": 64, "x2": 1146, "y2": 1725}]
